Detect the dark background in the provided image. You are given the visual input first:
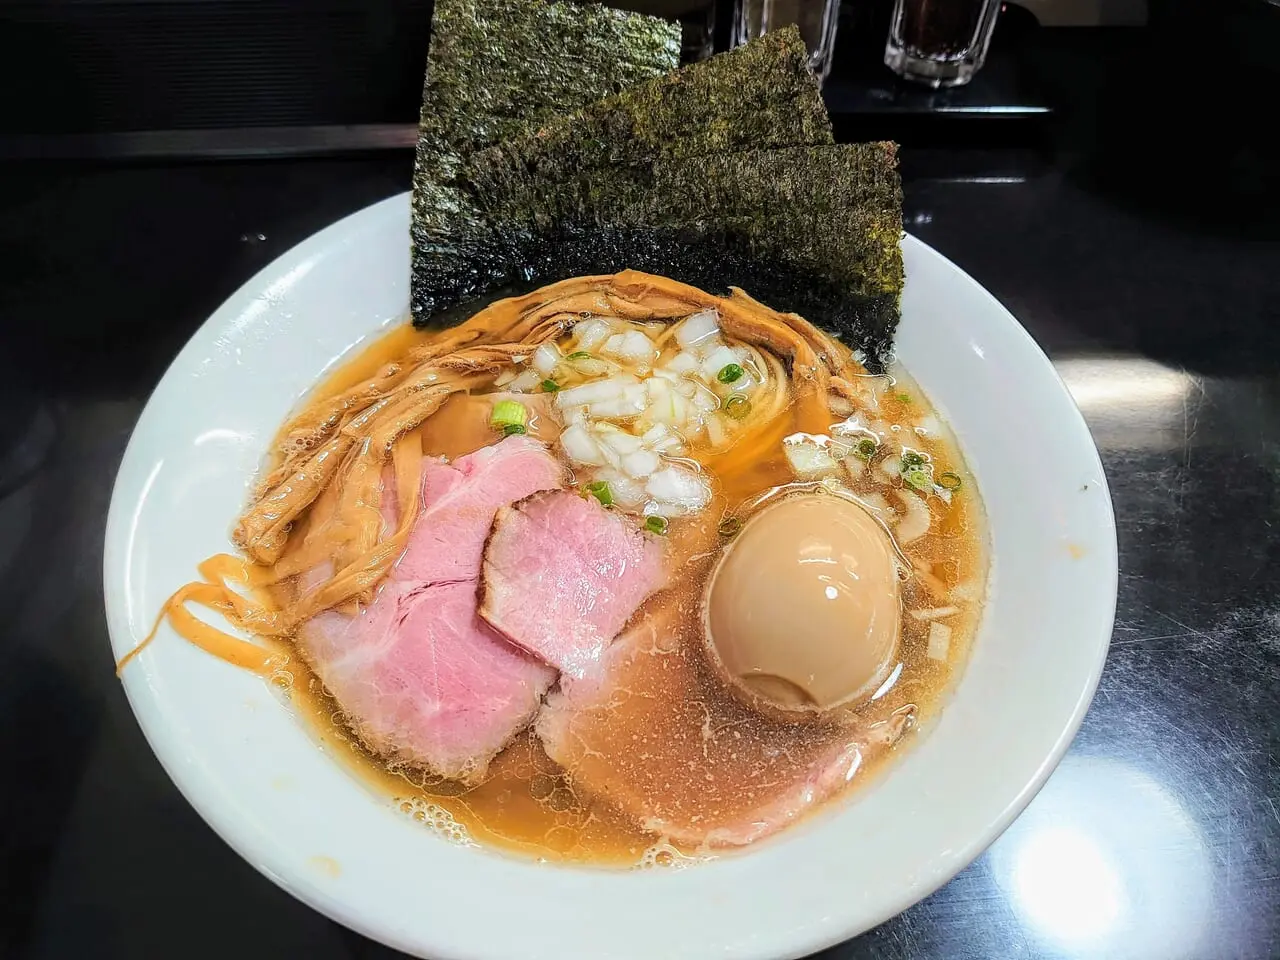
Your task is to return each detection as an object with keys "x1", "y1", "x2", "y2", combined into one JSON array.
[{"x1": 1, "y1": 1, "x2": 1278, "y2": 958}]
